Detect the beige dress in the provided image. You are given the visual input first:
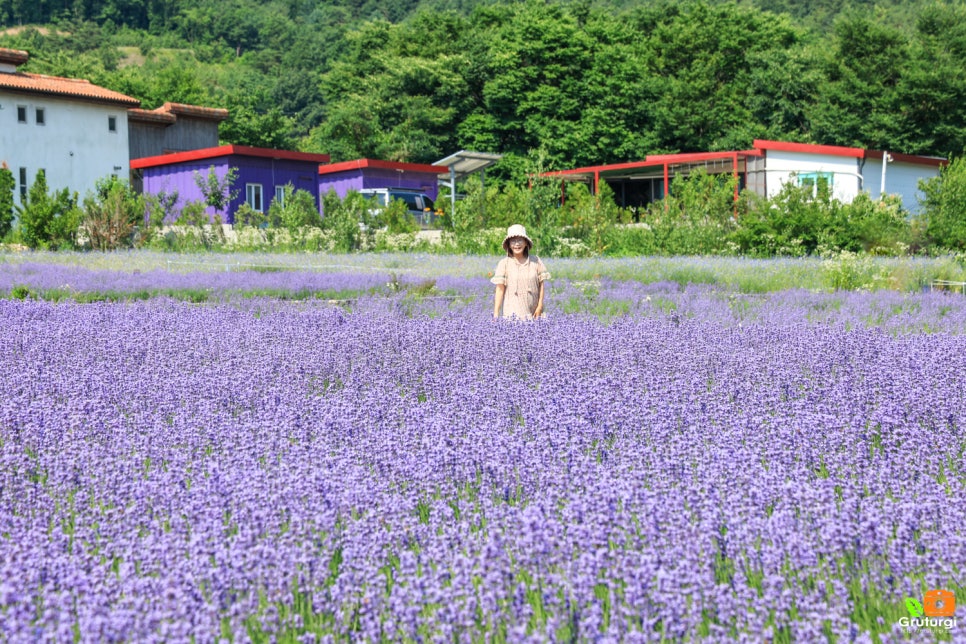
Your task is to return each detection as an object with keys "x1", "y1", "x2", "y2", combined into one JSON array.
[{"x1": 491, "y1": 256, "x2": 550, "y2": 319}]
